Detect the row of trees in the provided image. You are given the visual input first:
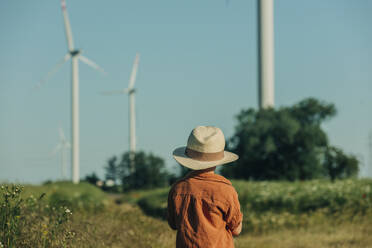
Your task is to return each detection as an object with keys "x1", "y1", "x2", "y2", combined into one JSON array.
[
  {"x1": 104, "y1": 151, "x2": 170, "y2": 191},
  {"x1": 90, "y1": 98, "x2": 359, "y2": 191}
]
